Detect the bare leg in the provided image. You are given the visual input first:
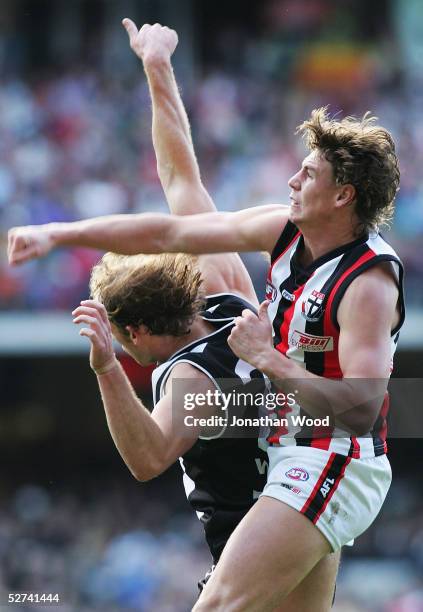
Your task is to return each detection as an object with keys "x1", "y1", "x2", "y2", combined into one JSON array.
[
  {"x1": 275, "y1": 550, "x2": 340, "y2": 612},
  {"x1": 193, "y1": 496, "x2": 332, "y2": 612}
]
